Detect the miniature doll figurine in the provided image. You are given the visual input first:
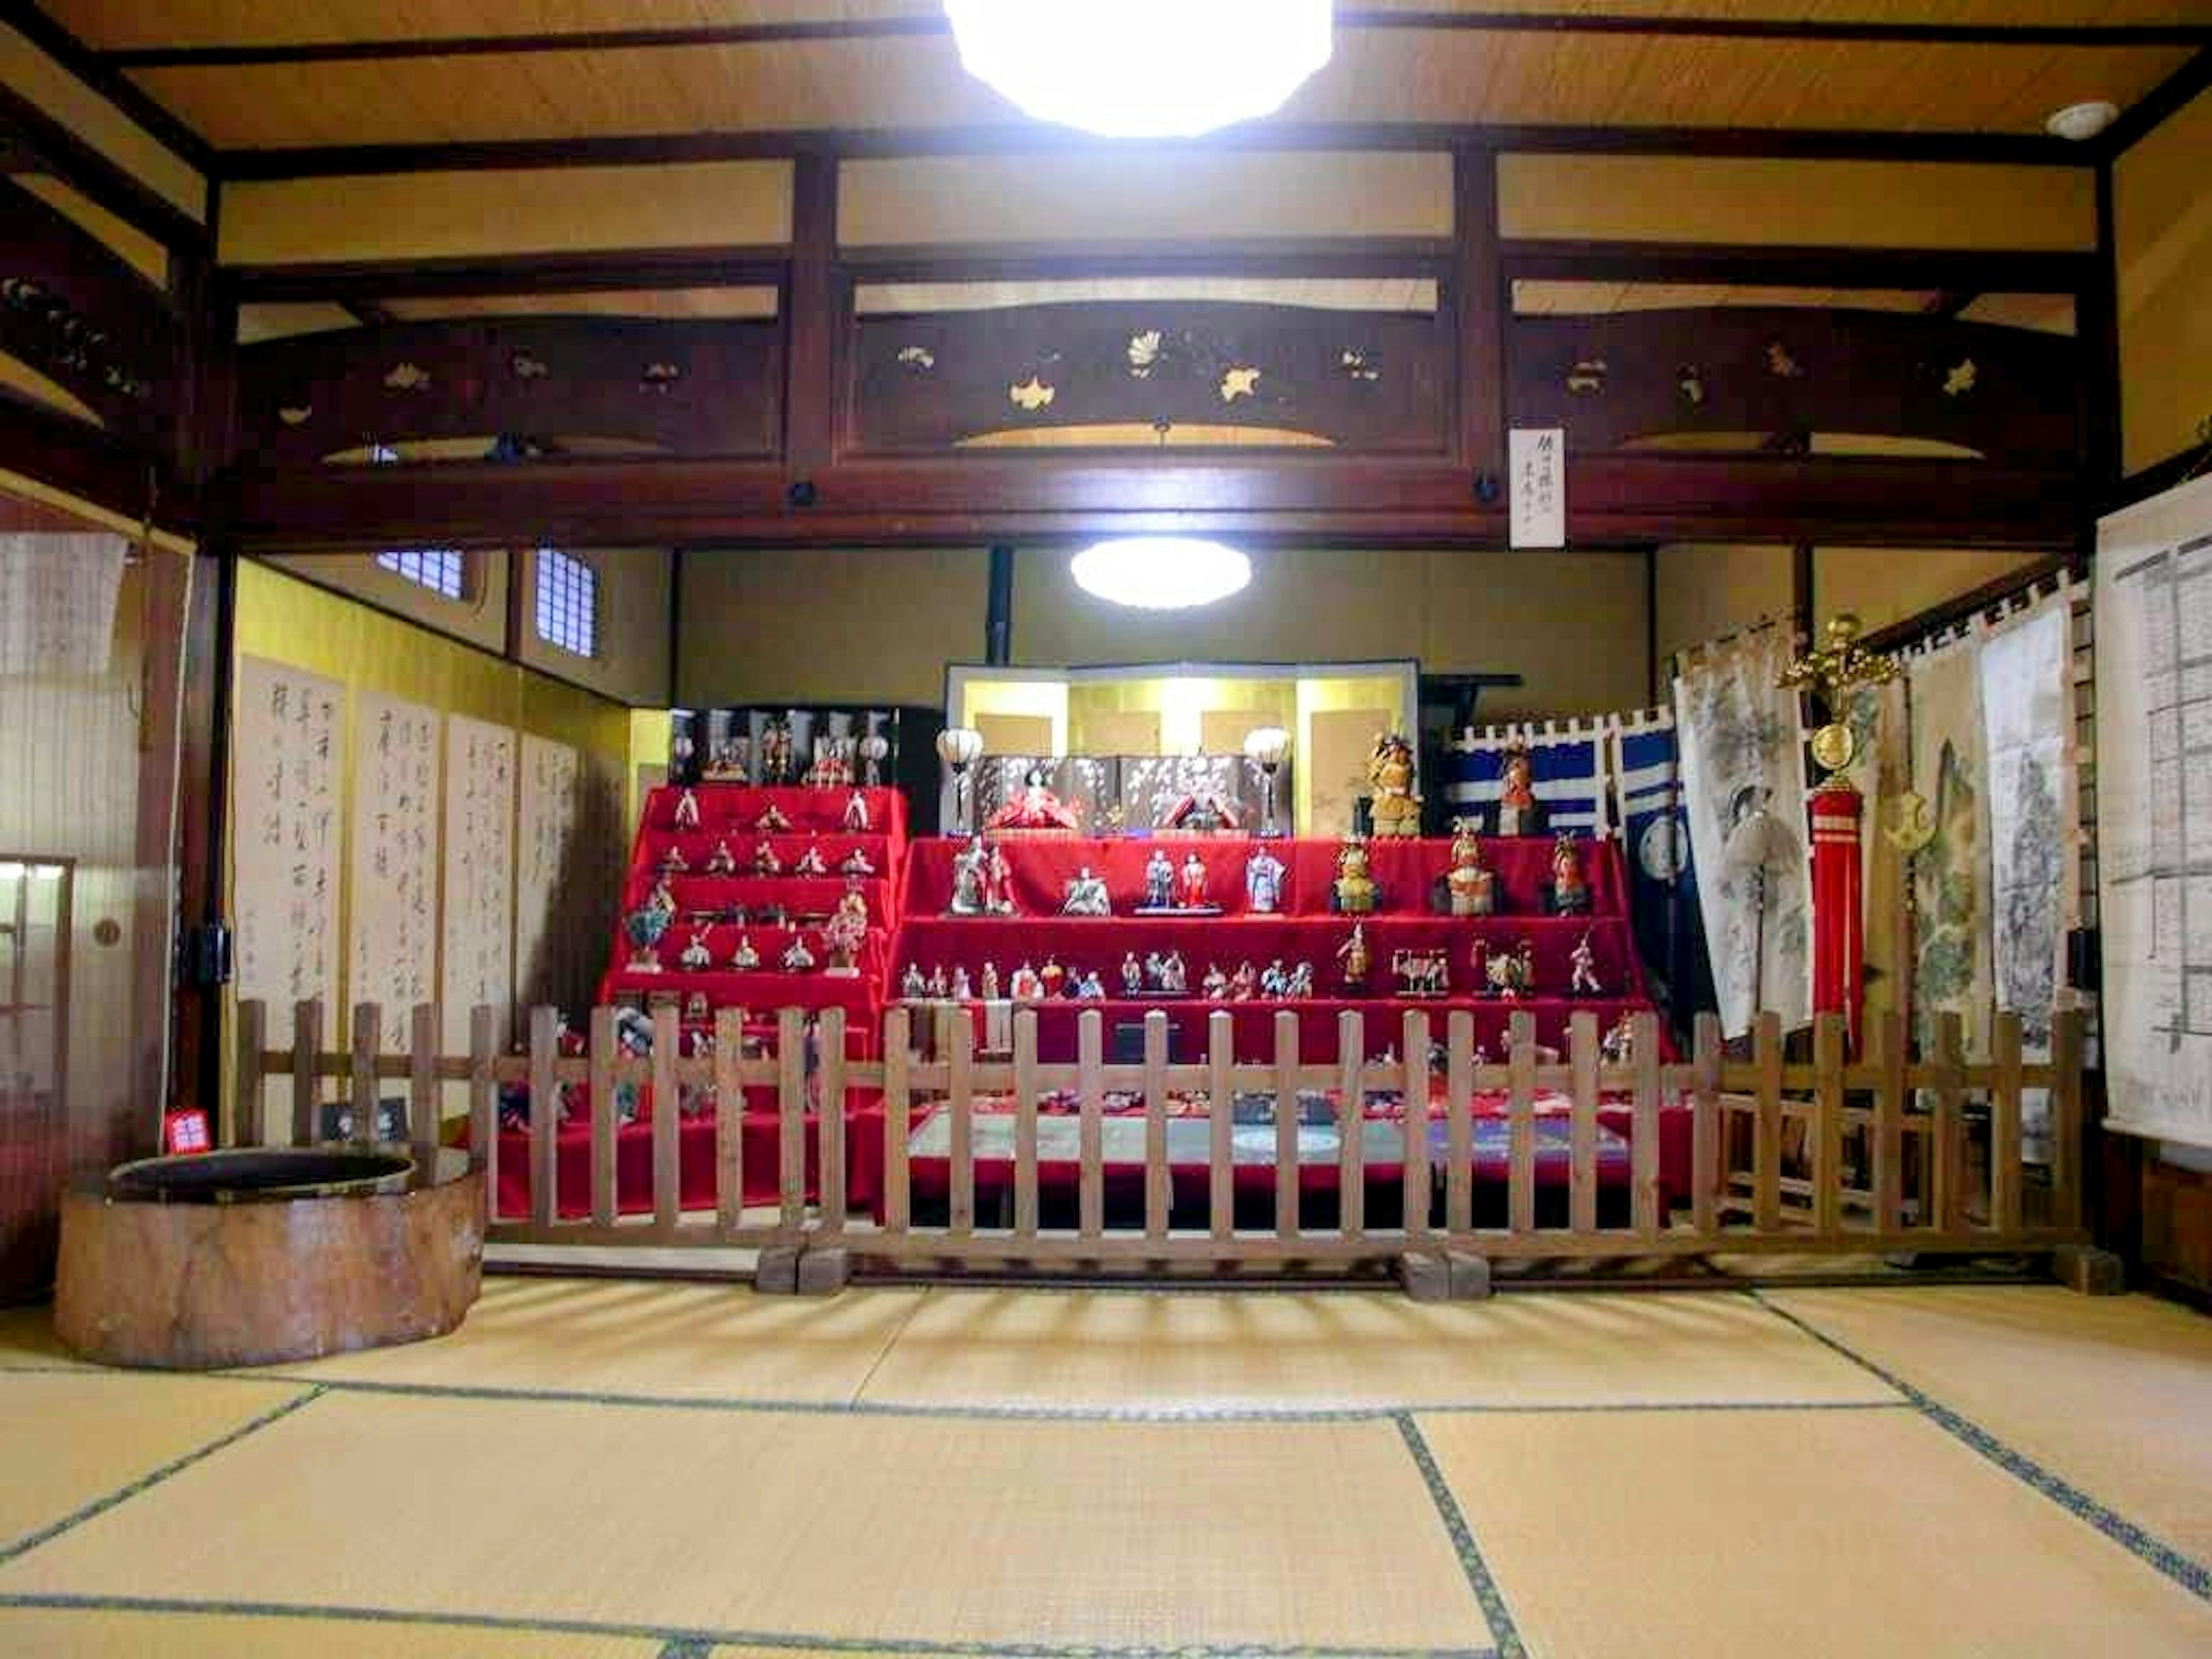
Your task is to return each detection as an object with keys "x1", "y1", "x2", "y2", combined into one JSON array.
[
  {"x1": 1160, "y1": 949, "x2": 1188, "y2": 995},
  {"x1": 730, "y1": 932, "x2": 760, "y2": 970},
  {"x1": 1143, "y1": 950, "x2": 1167, "y2": 993},
  {"x1": 625, "y1": 906, "x2": 671, "y2": 971},
  {"x1": 823, "y1": 887, "x2": 869, "y2": 977},
  {"x1": 1259, "y1": 959, "x2": 1287, "y2": 998},
  {"x1": 794, "y1": 839, "x2": 830, "y2": 878},
  {"x1": 1601, "y1": 1011, "x2": 1637, "y2": 1065},
  {"x1": 1245, "y1": 846, "x2": 1286, "y2": 914},
  {"x1": 1442, "y1": 817, "x2": 1498, "y2": 916},
  {"x1": 1202, "y1": 963, "x2": 1230, "y2": 1001},
  {"x1": 1331, "y1": 838, "x2": 1379, "y2": 914},
  {"x1": 1336, "y1": 922, "x2": 1372, "y2": 992},
  {"x1": 706, "y1": 838, "x2": 738, "y2": 875},
  {"x1": 843, "y1": 789, "x2": 872, "y2": 832},
  {"x1": 1493, "y1": 742, "x2": 1548, "y2": 837},
  {"x1": 1285, "y1": 960, "x2": 1315, "y2": 998},
  {"x1": 950, "y1": 964, "x2": 973, "y2": 1001},
  {"x1": 1073, "y1": 969, "x2": 1106, "y2": 1000},
  {"x1": 779, "y1": 934, "x2": 816, "y2": 972},
  {"x1": 929, "y1": 964, "x2": 951, "y2": 999},
  {"x1": 647, "y1": 875, "x2": 679, "y2": 915},
  {"x1": 1121, "y1": 952, "x2": 1145, "y2": 996},
  {"x1": 658, "y1": 844, "x2": 690, "y2": 876},
  {"x1": 1547, "y1": 831, "x2": 1591, "y2": 915},
  {"x1": 1061, "y1": 865, "x2": 1112, "y2": 916},
  {"x1": 751, "y1": 839, "x2": 782, "y2": 877},
  {"x1": 1229, "y1": 960, "x2": 1258, "y2": 1001},
  {"x1": 979, "y1": 960, "x2": 1001, "y2": 1001},
  {"x1": 840, "y1": 846, "x2": 876, "y2": 878},
  {"x1": 949, "y1": 835, "x2": 988, "y2": 915},
  {"x1": 1141, "y1": 846, "x2": 1176, "y2": 910},
  {"x1": 1009, "y1": 960, "x2": 1043, "y2": 1001},
  {"x1": 987, "y1": 764, "x2": 1083, "y2": 832},
  {"x1": 760, "y1": 717, "x2": 794, "y2": 786},
  {"x1": 900, "y1": 963, "x2": 927, "y2": 1000},
  {"x1": 755, "y1": 803, "x2": 791, "y2": 832},
  {"x1": 1475, "y1": 938, "x2": 1535, "y2": 999},
  {"x1": 1569, "y1": 929, "x2": 1603, "y2": 997},
  {"x1": 673, "y1": 787, "x2": 702, "y2": 831},
  {"x1": 983, "y1": 840, "x2": 1017, "y2": 915},
  {"x1": 1177, "y1": 851, "x2": 1211, "y2": 911},
  {"x1": 1366, "y1": 731, "x2": 1421, "y2": 837},
  {"x1": 684, "y1": 991, "x2": 711, "y2": 1023},
  {"x1": 679, "y1": 926, "x2": 714, "y2": 972},
  {"x1": 1039, "y1": 956, "x2": 1066, "y2": 999}
]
